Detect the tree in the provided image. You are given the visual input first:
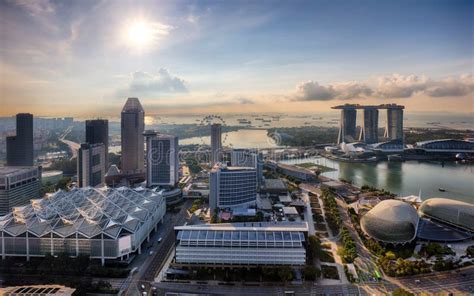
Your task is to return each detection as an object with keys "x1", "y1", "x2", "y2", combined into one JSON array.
[
  {"x1": 56, "y1": 177, "x2": 71, "y2": 191},
  {"x1": 277, "y1": 266, "x2": 294, "y2": 282},
  {"x1": 303, "y1": 265, "x2": 320, "y2": 281}
]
